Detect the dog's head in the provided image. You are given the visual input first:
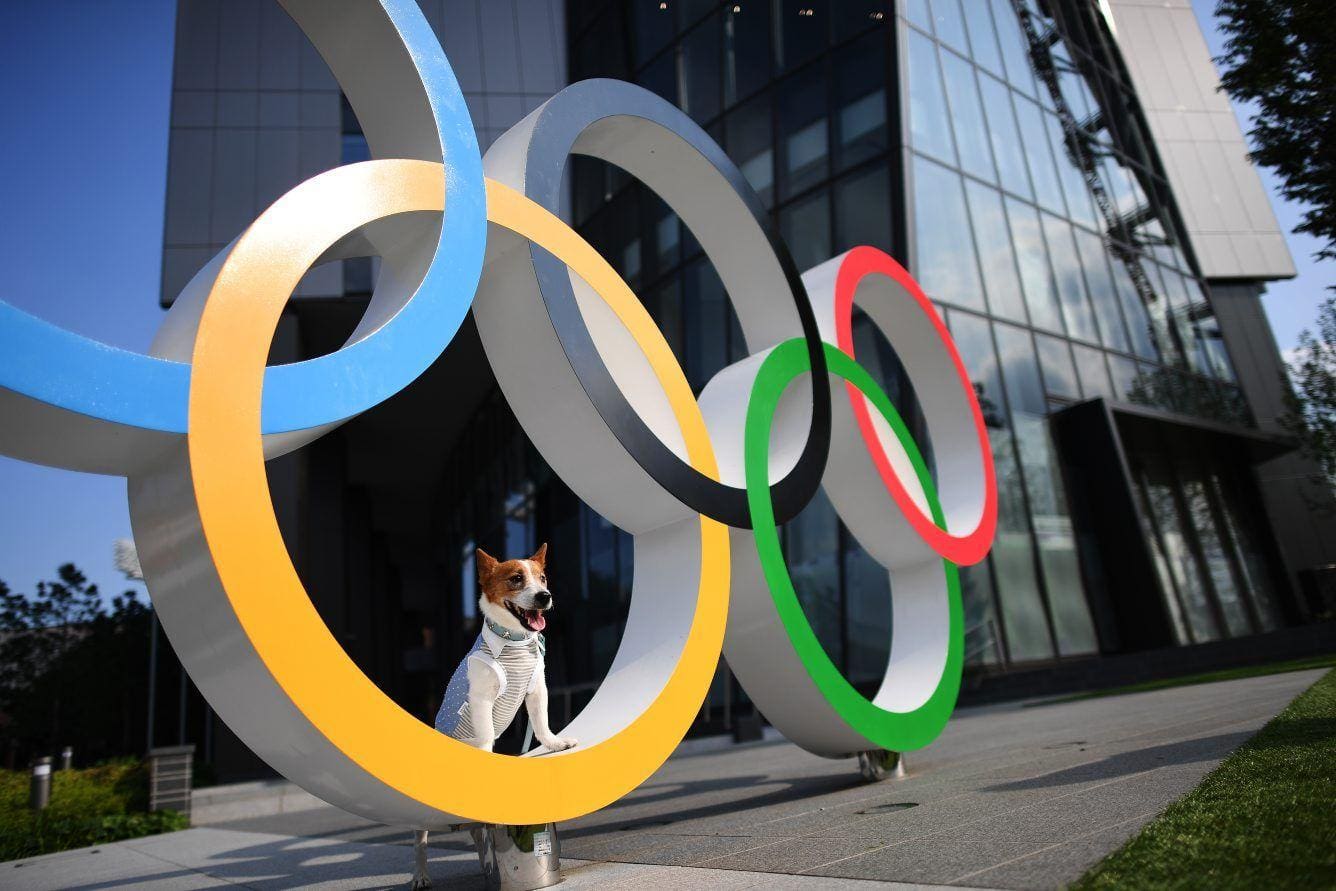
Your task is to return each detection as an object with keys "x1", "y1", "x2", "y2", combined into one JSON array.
[{"x1": 476, "y1": 543, "x2": 552, "y2": 633}]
